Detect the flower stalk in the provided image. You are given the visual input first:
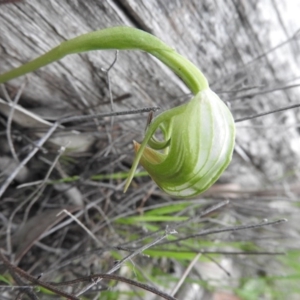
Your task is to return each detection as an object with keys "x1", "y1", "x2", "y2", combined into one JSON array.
[{"x1": 0, "y1": 26, "x2": 235, "y2": 197}]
